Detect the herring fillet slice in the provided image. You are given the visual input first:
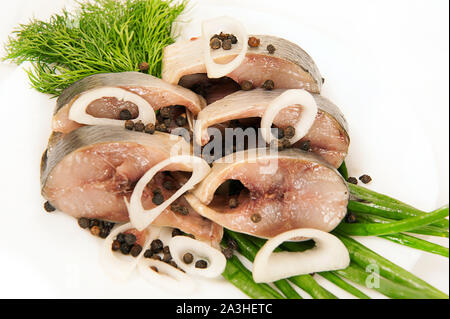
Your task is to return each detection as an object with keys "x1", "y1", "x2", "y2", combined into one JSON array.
[
  {"x1": 194, "y1": 89, "x2": 349, "y2": 168},
  {"x1": 185, "y1": 149, "x2": 349, "y2": 238},
  {"x1": 52, "y1": 72, "x2": 206, "y2": 134},
  {"x1": 163, "y1": 35, "x2": 322, "y2": 93},
  {"x1": 40, "y1": 126, "x2": 222, "y2": 246}
]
